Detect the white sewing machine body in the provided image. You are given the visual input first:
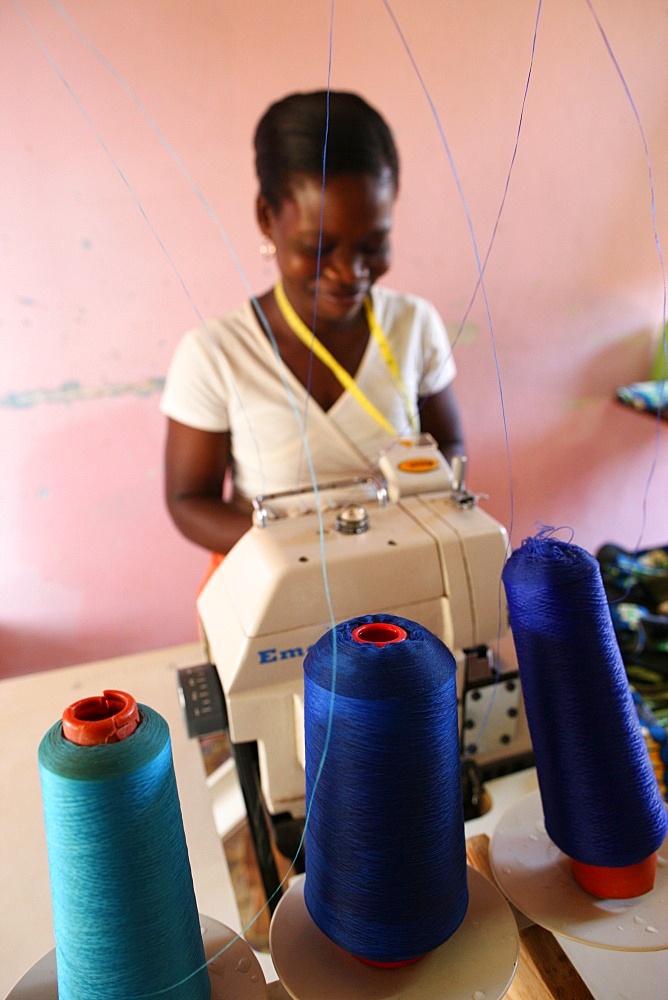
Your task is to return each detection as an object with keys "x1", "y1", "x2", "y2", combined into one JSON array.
[{"x1": 198, "y1": 438, "x2": 531, "y2": 819}]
